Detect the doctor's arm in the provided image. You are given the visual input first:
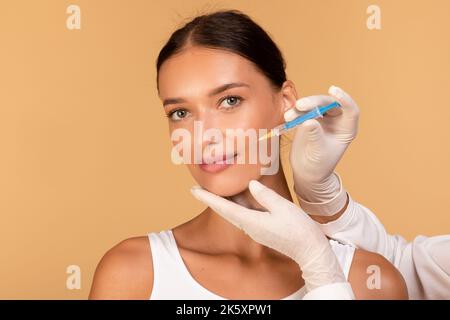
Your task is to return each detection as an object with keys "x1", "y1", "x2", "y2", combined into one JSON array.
[
  {"x1": 286, "y1": 86, "x2": 448, "y2": 299},
  {"x1": 294, "y1": 175, "x2": 450, "y2": 299}
]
